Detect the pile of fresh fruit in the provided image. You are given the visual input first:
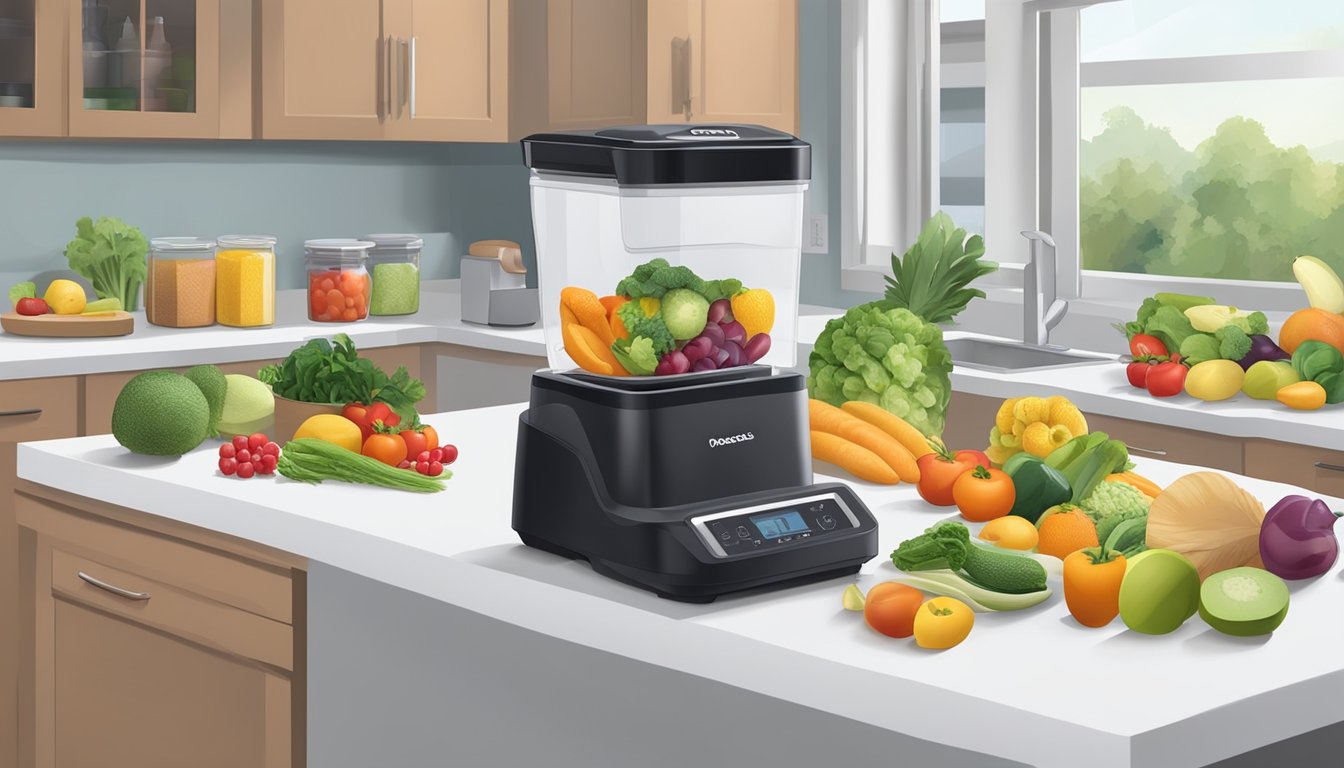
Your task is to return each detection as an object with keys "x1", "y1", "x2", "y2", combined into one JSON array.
[
  {"x1": 559, "y1": 259, "x2": 774, "y2": 376},
  {"x1": 8, "y1": 279, "x2": 123, "y2": 317},
  {"x1": 1119, "y1": 256, "x2": 1344, "y2": 409},
  {"x1": 218, "y1": 433, "x2": 281, "y2": 478}
]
